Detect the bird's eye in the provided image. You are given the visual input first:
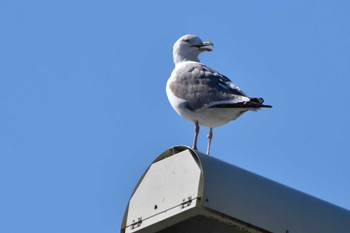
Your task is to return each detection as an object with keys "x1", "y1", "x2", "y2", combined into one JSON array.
[{"x1": 183, "y1": 39, "x2": 190, "y2": 43}]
